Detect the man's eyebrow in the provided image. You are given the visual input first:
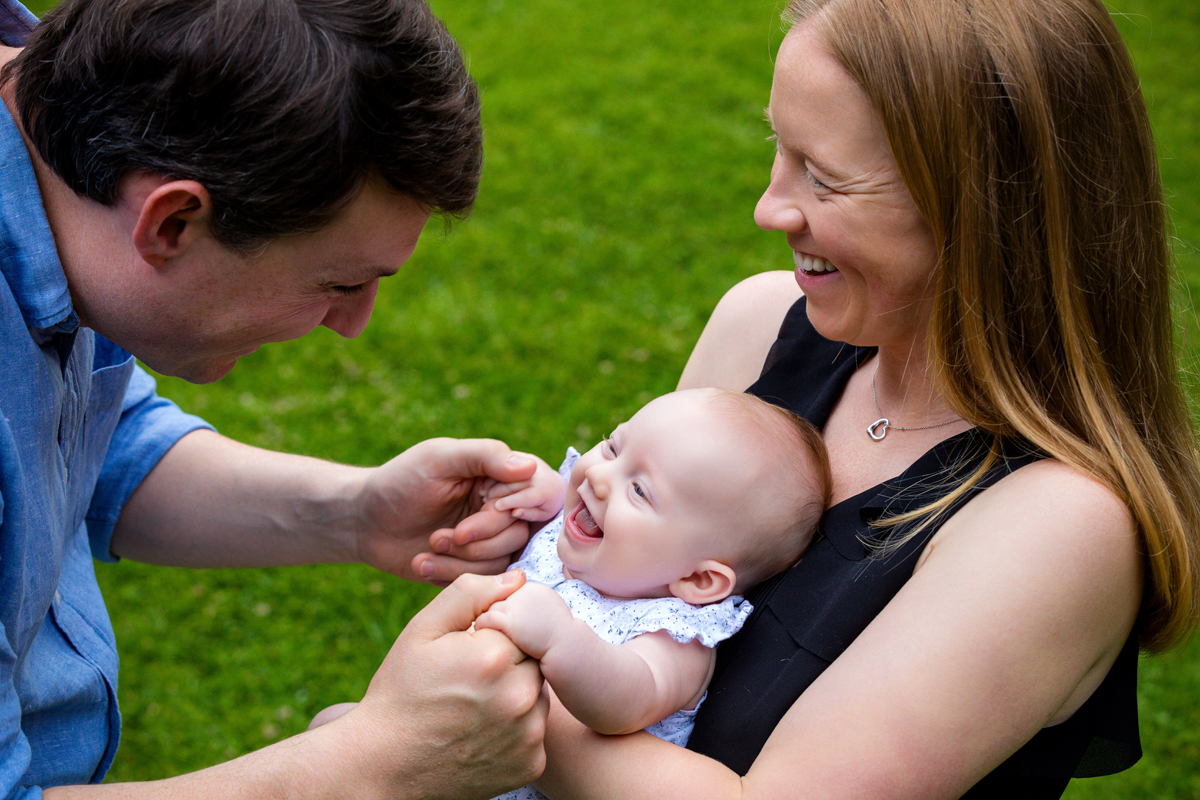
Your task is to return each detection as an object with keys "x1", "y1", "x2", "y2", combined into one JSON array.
[
  {"x1": 366, "y1": 262, "x2": 402, "y2": 279},
  {"x1": 331, "y1": 264, "x2": 400, "y2": 284}
]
